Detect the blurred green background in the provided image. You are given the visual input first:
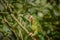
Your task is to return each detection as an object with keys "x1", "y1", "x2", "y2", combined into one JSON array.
[{"x1": 0, "y1": 0, "x2": 60, "y2": 40}]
